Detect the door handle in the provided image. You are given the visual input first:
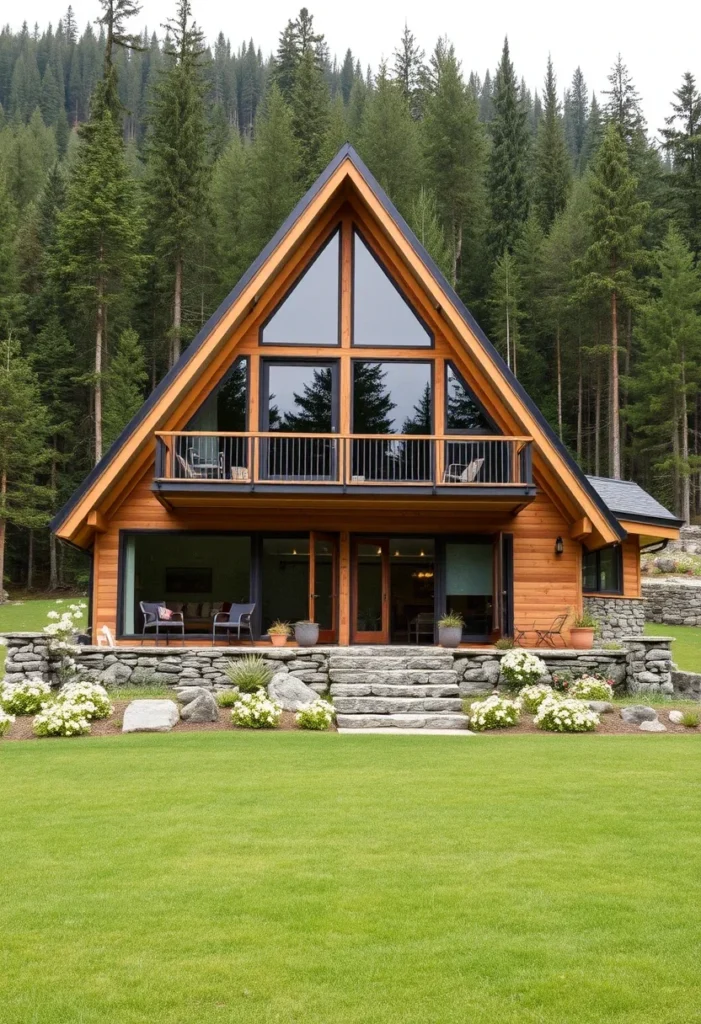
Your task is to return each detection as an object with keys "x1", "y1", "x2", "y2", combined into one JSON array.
[{"x1": 310, "y1": 593, "x2": 319, "y2": 599}]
